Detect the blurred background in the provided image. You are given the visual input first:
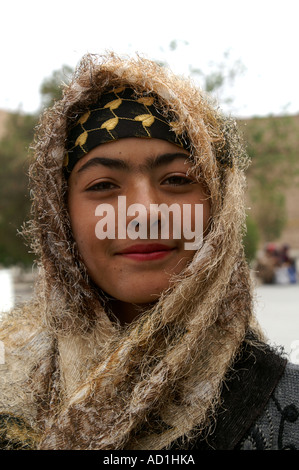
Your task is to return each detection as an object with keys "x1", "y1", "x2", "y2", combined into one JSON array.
[{"x1": 0, "y1": 0, "x2": 298, "y2": 360}]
